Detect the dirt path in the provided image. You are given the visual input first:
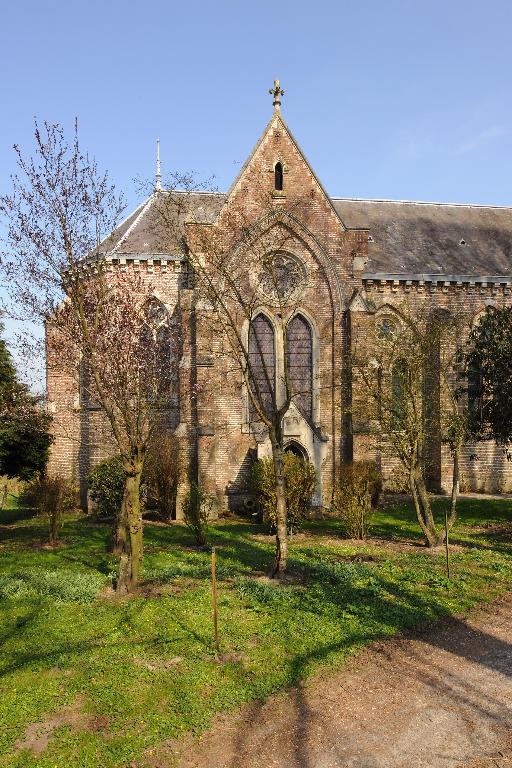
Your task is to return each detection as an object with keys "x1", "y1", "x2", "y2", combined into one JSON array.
[{"x1": 141, "y1": 593, "x2": 512, "y2": 768}]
